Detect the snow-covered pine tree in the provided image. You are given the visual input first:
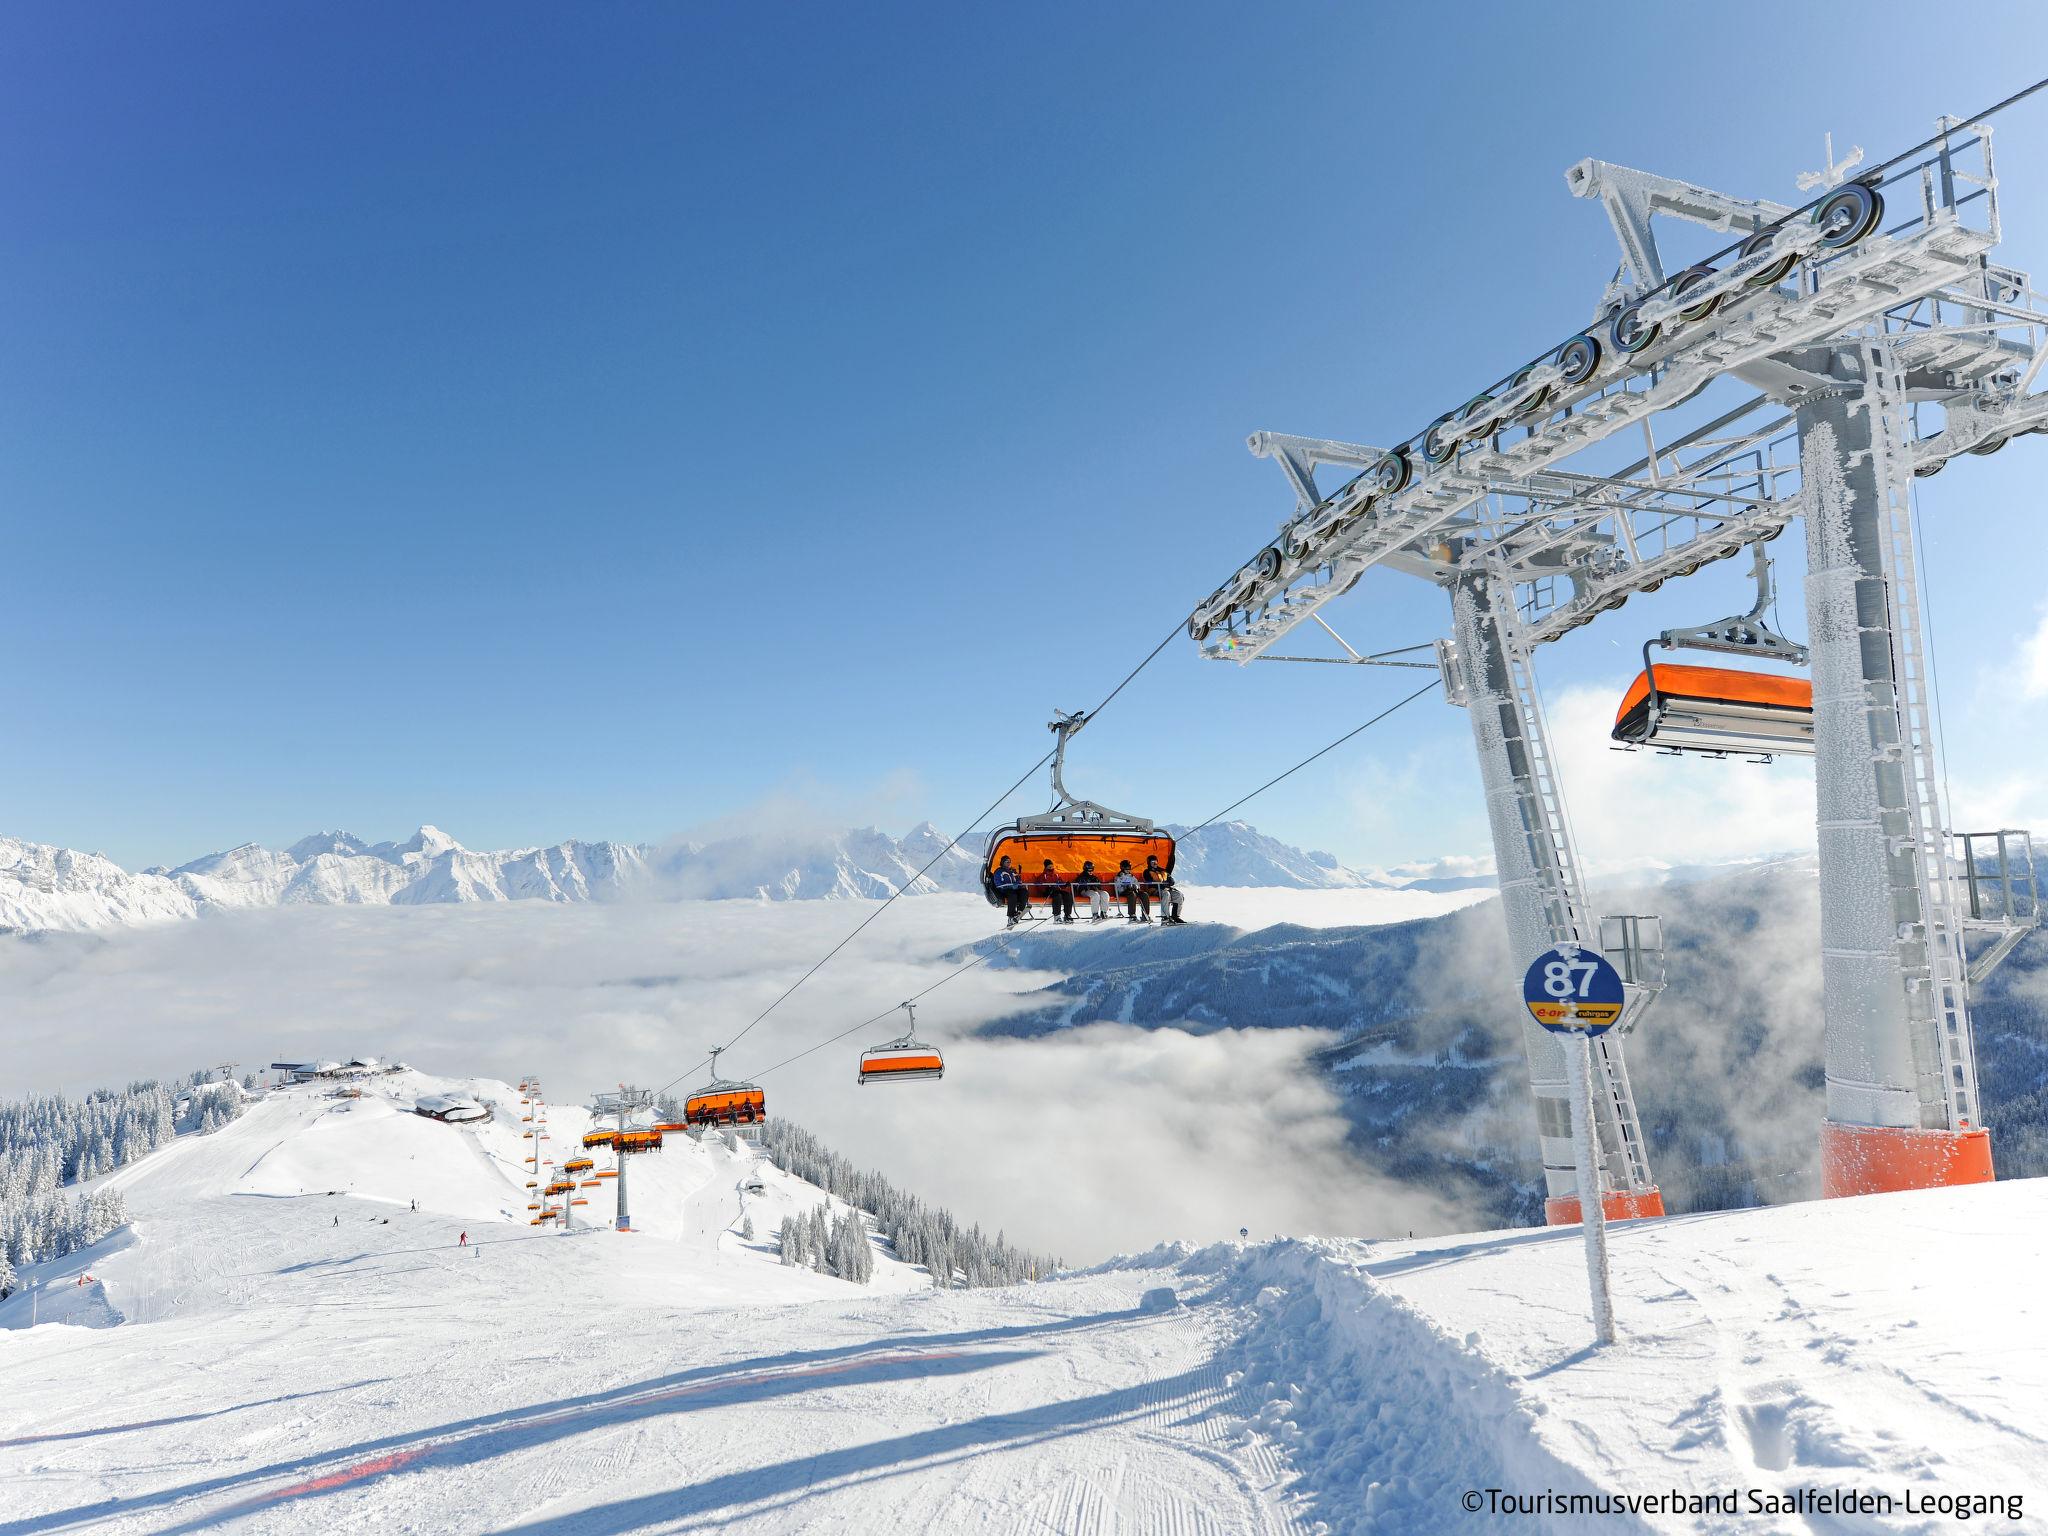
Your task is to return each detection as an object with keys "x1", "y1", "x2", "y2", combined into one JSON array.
[
  {"x1": 759, "y1": 1120, "x2": 1060, "y2": 1288},
  {"x1": 1, "y1": 1070, "x2": 229, "y2": 1272},
  {"x1": 807, "y1": 1203, "x2": 831, "y2": 1273}
]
